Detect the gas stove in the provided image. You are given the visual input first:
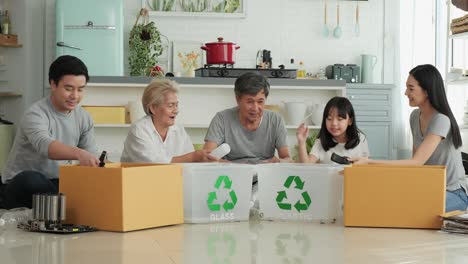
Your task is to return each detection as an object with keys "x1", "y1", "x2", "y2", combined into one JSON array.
[{"x1": 195, "y1": 65, "x2": 297, "y2": 79}]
